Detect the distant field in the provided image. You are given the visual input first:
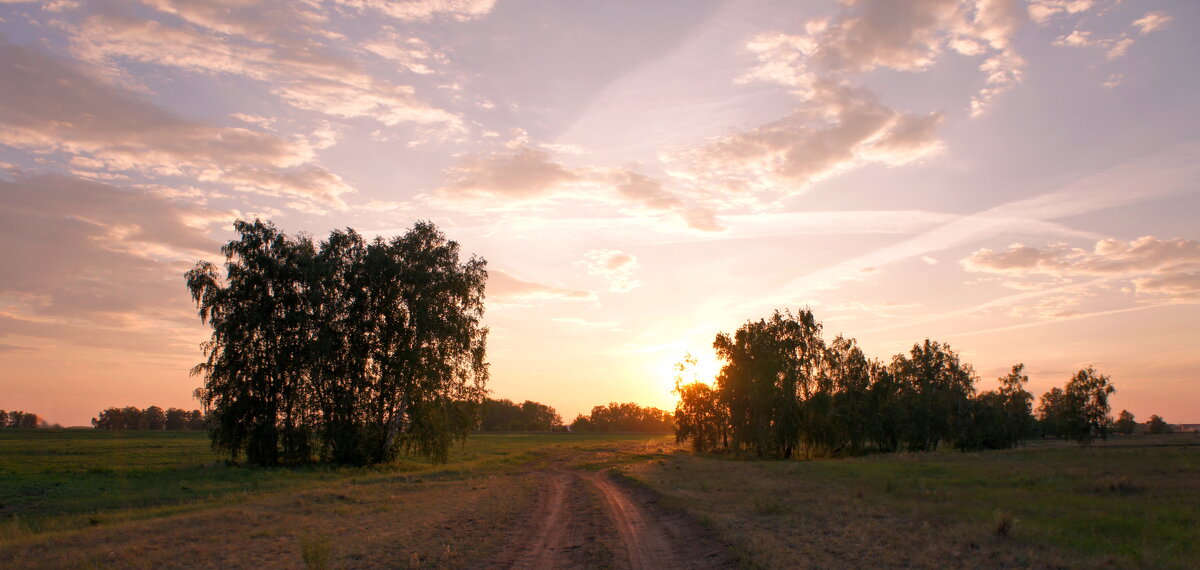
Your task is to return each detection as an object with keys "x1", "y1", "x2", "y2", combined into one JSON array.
[{"x1": 628, "y1": 433, "x2": 1200, "y2": 568}]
